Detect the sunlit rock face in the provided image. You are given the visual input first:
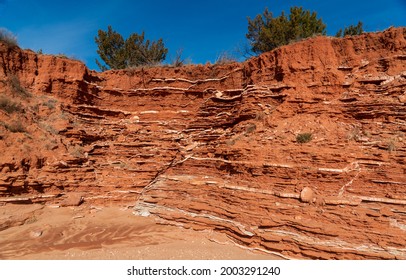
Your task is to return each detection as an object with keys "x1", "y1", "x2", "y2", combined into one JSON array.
[{"x1": 1, "y1": 27, "x2": 405, "y2": 259}]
